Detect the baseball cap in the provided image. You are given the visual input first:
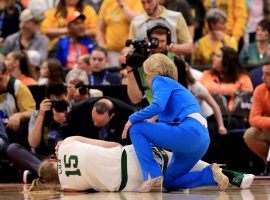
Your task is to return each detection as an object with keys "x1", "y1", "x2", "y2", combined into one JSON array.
[
  {"x1": 27, "y1": 50, "x2": 42, "y2": 67},
  {"x1": 66, "y1": 11, "x2": 86, "y2": 26}
]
